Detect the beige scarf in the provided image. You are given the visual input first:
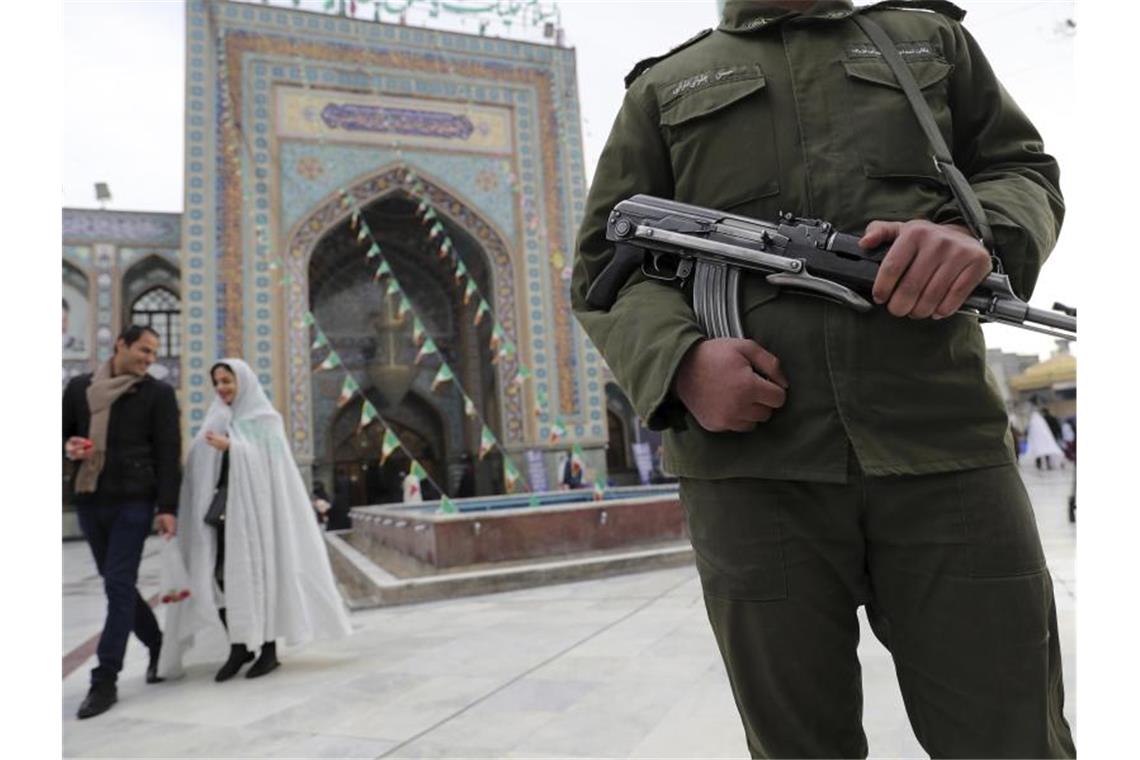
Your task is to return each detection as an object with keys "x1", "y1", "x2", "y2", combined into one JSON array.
[{"x1": 75, "y1": 360, "x2": 145, "y2": 494}]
